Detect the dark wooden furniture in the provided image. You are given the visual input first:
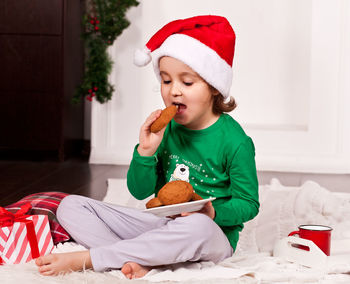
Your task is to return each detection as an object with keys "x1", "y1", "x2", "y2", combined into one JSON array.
[
  {"x1": 0, "y1": 0, "x2": 85, "y2": 161},
  {"x1": 0, "y1": 158, "x2": 129, "y2": 206}
]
